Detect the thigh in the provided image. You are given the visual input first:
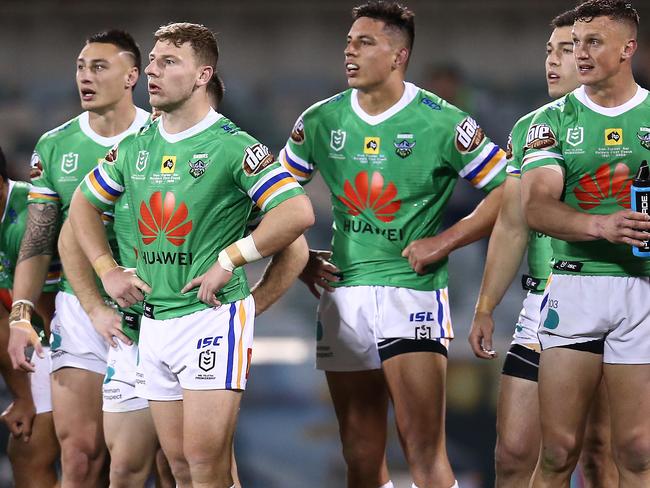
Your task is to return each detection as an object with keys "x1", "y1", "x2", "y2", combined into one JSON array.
[
  {"x1": 537, "y1": 348, "x2": 602, "y2": 445},
  {"x1": 149, "y1": 400, "x2": 185, "y2": 463},
  {"x1": 104, "y1": 408, "x2": 158, "y2": 468},
  {"x1": 497, "y1": 374, "x2": 540, "y2": 452},
  {"x1": 325, "y1": 369, "x2": 389, "y2": 443},
  {"x1": 8, "y1": 411, "x2": 59, "y2": 465},
  {"x1": 317, "y1": 287, "x2": 381, "y2": 371},
  {"x1": 51, "y1": 367, "x2": 105, "y2": 448}
]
